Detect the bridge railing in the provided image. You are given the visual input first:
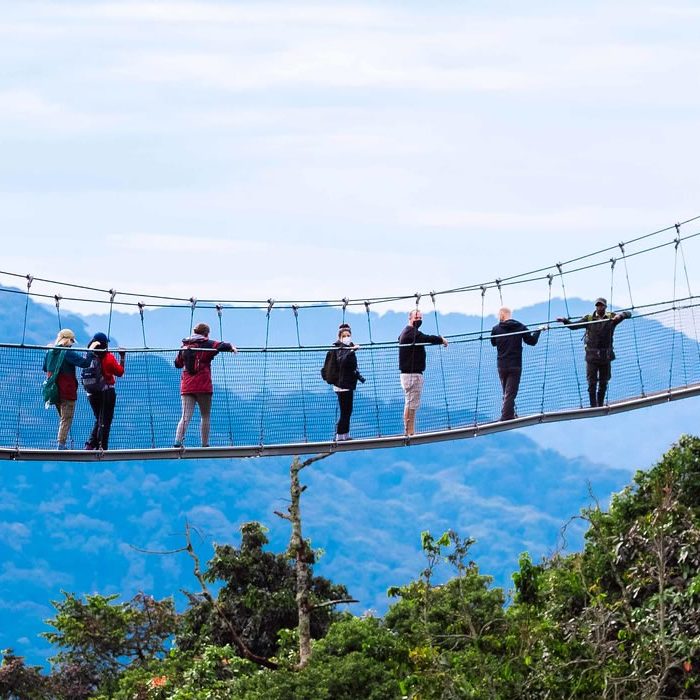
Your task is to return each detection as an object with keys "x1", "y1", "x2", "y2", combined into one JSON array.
[{"x1": 1, "y1": 299, "x2": 699, "y2": 454}]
